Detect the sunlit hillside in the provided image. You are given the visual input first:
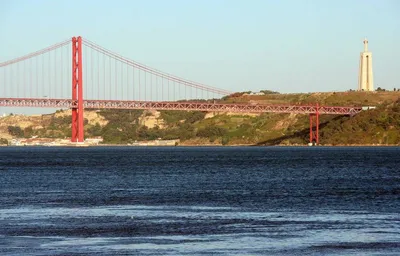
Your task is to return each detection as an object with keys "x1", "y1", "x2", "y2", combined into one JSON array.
[{"x1": 1, "y1": 91, "x2": 400, "y2": 146}]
